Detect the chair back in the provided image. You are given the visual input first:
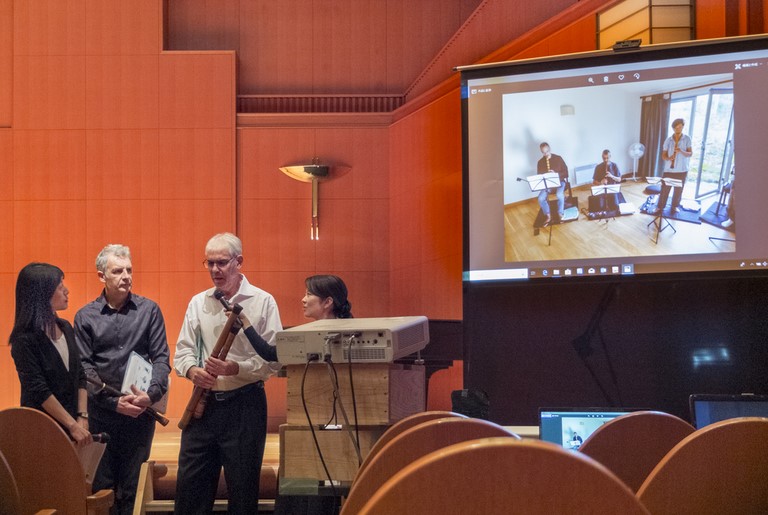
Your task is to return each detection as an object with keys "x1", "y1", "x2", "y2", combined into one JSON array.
[
  {"x1": 637, "y1": 416, "x2": 768, "y2": 515},
  {"x1": 341, "y1": 417, "x2": 518, "y2": 515},
  {"x1": 0, "y1": 407, "x2": 90, "y2": 513},
  {"x1": 579, "y1": 410, "x2": 695, "y2": 491},
  {"x1": 358, "y1": 438, "x2": 650, "y2": 514},
  {"x1": 355, "y1": 410, "x2": 465, "y2": 479},
  {"x1": 0, "y1": 450, "x2": 21, "y2": 515}
]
